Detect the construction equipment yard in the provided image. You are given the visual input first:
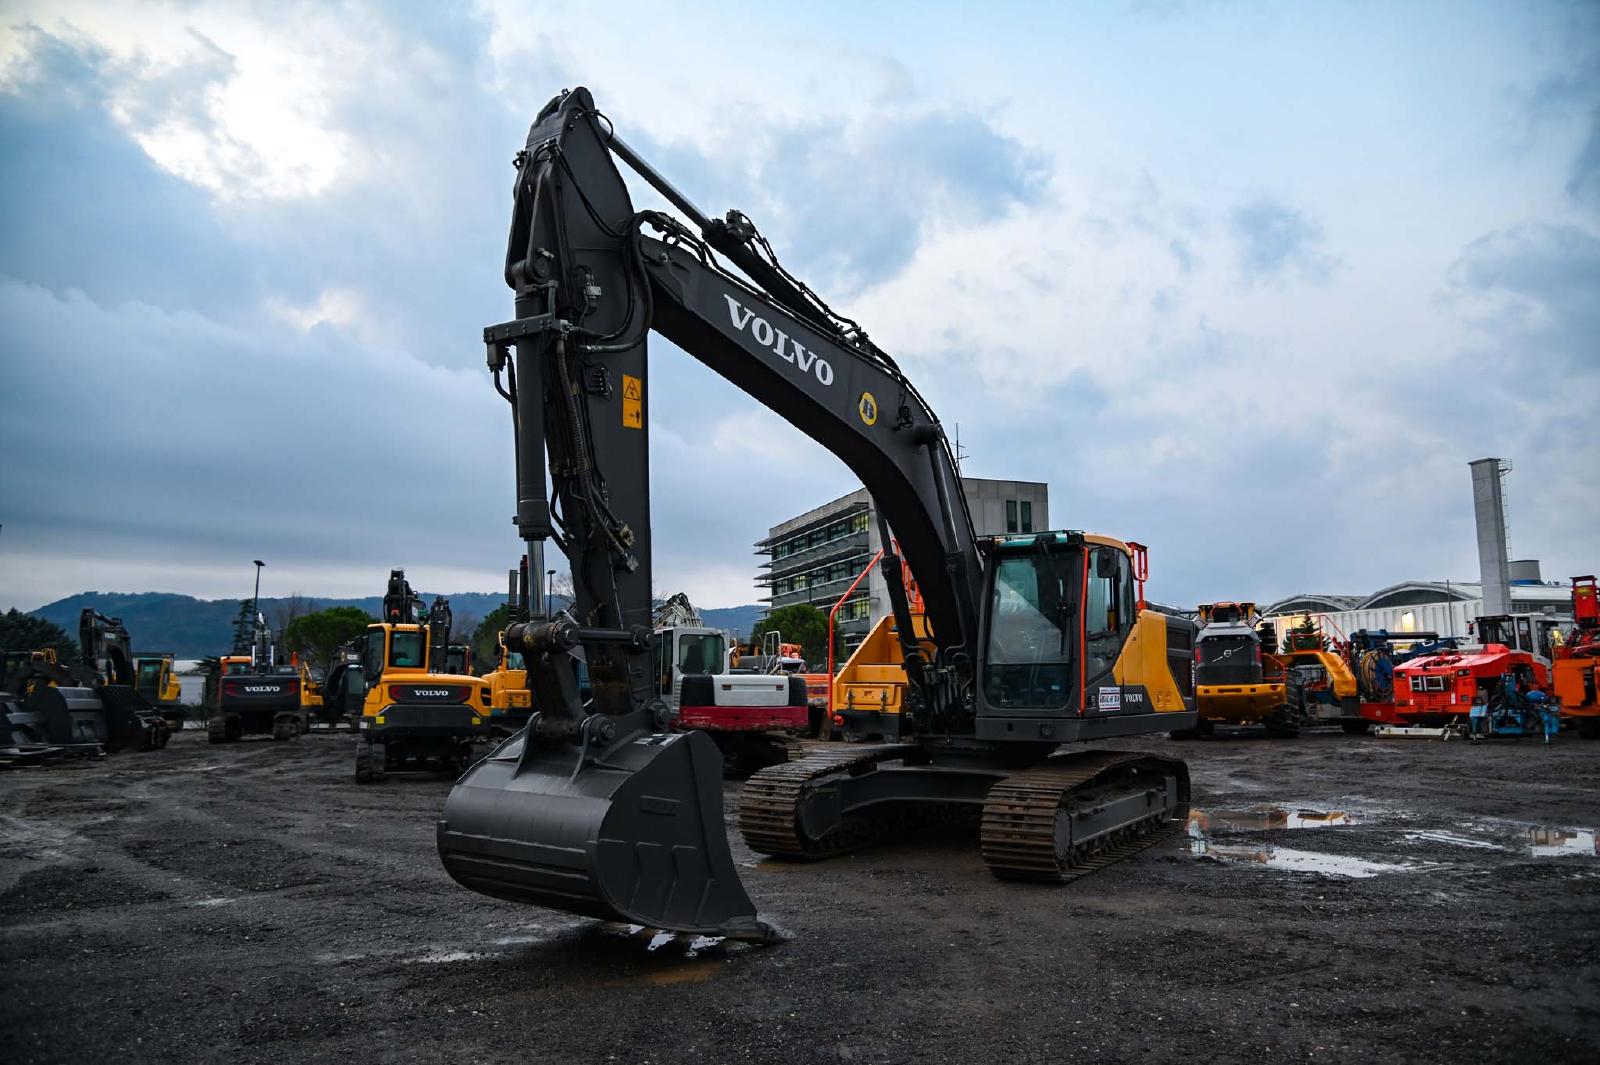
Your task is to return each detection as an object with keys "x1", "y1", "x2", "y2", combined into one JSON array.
[{"x1": 2, "y1": 730, "x2": 1594, "y2": 1065}]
